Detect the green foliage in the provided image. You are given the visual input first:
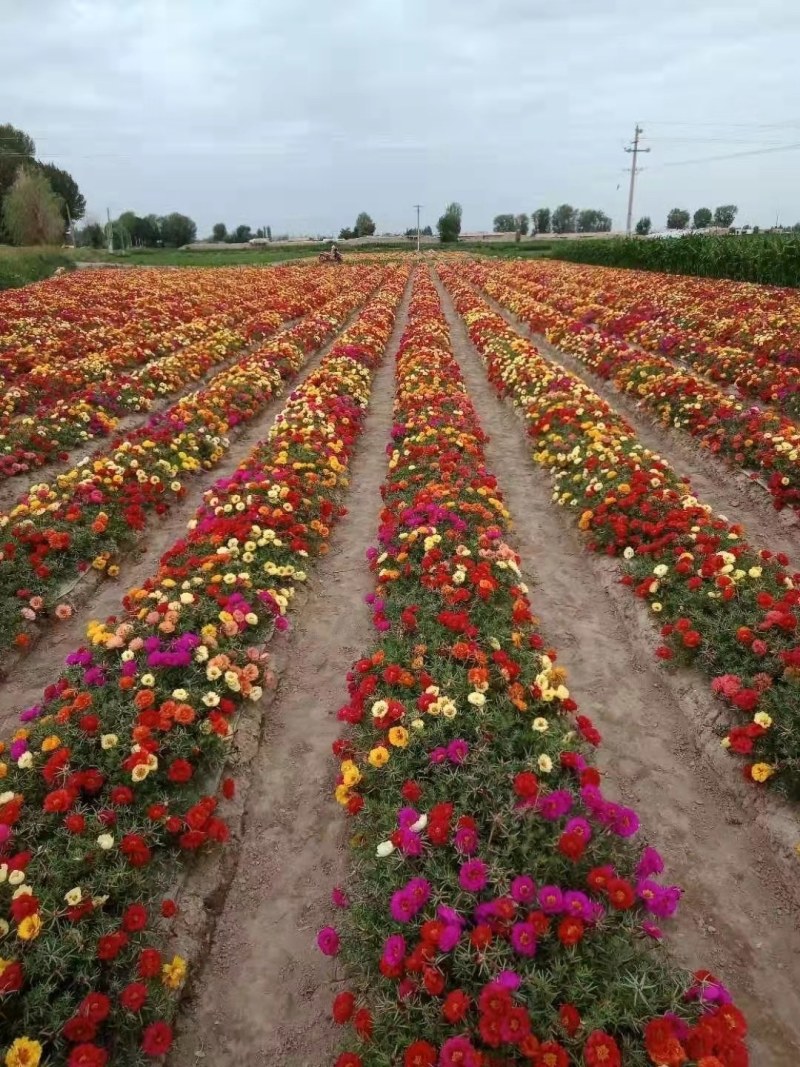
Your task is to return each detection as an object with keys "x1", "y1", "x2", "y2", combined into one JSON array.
[
  {"x1": 437, "y1": 201, "x2": 463, "y2": 243},
  {"x1": 666, "y1": 207, "x2": 690, "y2": 230},
  {"x1": 0, "y1": 246, "x2": 74, "y2": 289},
  {"x1": 713, "y1": 203, "x2": 738, "y2": 227},
  {"x1": 38, "y1": 162, "x2": 86, "y2": 221},
  {"x1": 551, "y1": 203, "x2": 577, "y2": 234},
  {"x1": 635, "y1": 216, "x2": 651, "y2": 236},
  {"x1": 211, "y1": 222, "x2": 227, "y2": 241},
  {"x1": 532, "y1": 207, "x2": 551, "y2": 234},
  {"x1": 516, "y1": 212, "x2": 529, "y2": 236},
  {"x1": 577, "y1": 208, "x2": 612, "y2": 233},
  {"x1": 230, "y1": 223, "x2": 252, "y2": 242},
  {"x1": 158, "y1": 212, "x2": 197, "y2": 247},
  {"x1": 2, "y1": 166, "x2": 64, "y2": 245},
  {"x1": 693, "y1": 207, "x2": 712, "y2": 229},
  {"x1": 116, "y1": 211, "x2": 161, "y2": 247},
  {"x1": 493, "y1": 213, "x2": 516, "y2": 233},
  {"x1": 551, "y1": 233, "x2": 800, "y2": 287},
  {"x1": 339, "y1": 226, "x2": 356, "y2": 240},
  {"x1": 76, "y1": 221, "x2": 105, "y2": 248},
  {"x1": 355, "y1": 211, "x2": 376, "y2": 237}
]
